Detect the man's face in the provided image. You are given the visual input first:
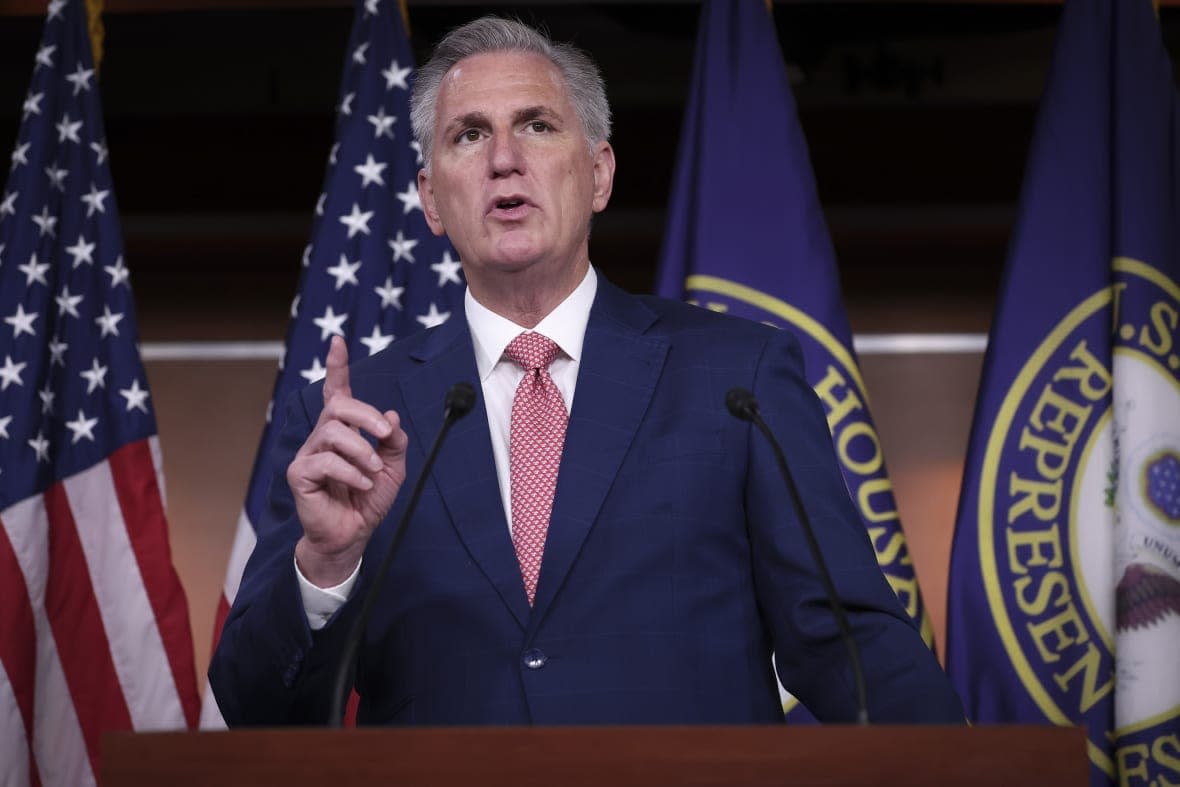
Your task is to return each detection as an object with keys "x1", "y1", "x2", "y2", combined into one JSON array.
[{"x1": 419, "y1": 50, "x2": 614, "y2": 286}]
